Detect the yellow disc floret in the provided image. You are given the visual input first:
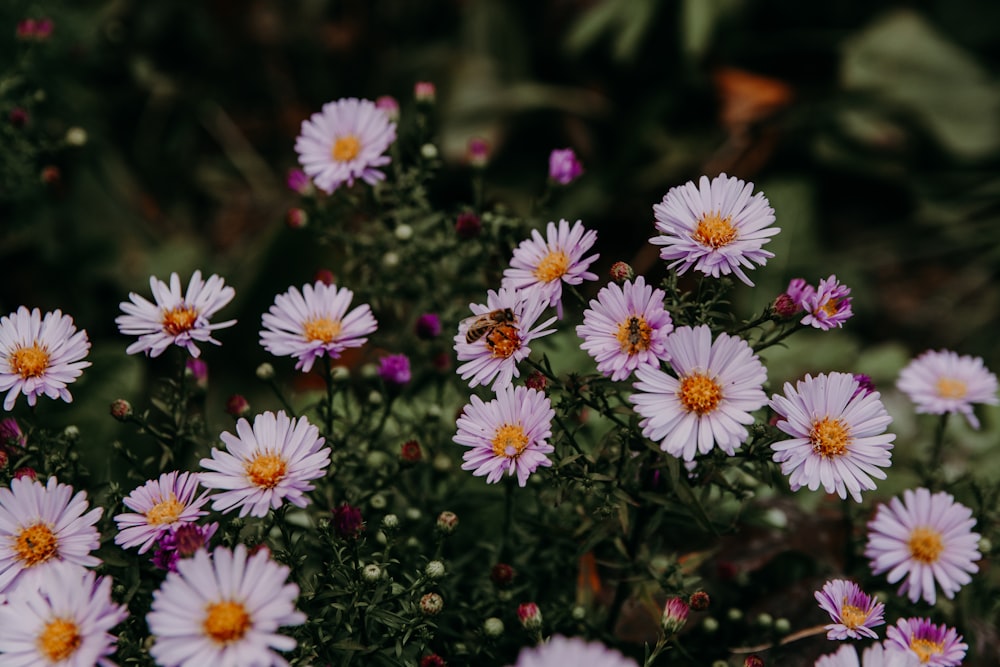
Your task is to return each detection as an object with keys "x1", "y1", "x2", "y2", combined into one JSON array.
[
  {"x1": 692, "y1": 213, "x2": 738, "y2": 249},
  {"x1": 678, "y1": 374, "x2": 722, "y2": 414}
]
